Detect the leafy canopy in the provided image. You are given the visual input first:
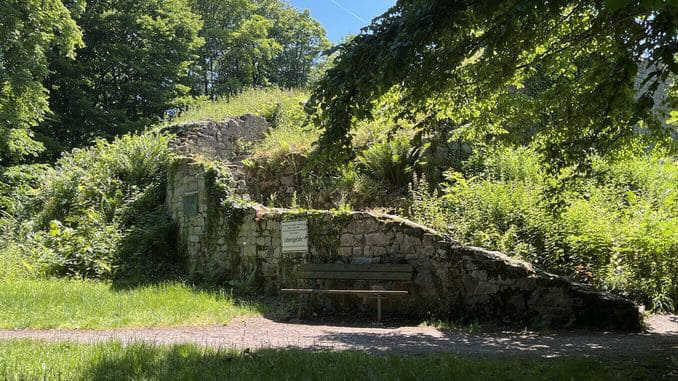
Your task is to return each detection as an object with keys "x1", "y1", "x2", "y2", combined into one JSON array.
[
  {"x1": 306, "y1": 0, "x2": 678, "y2": 166},
  {"x1": 0, "y1": 0, "x2": 83, "y2": 164},
  {"x1": 190, "y1": 0, "x2": 329, "y2": 98},
  {"x1": 39, "y1": 0, "x2": 203, "y2": 159}
]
